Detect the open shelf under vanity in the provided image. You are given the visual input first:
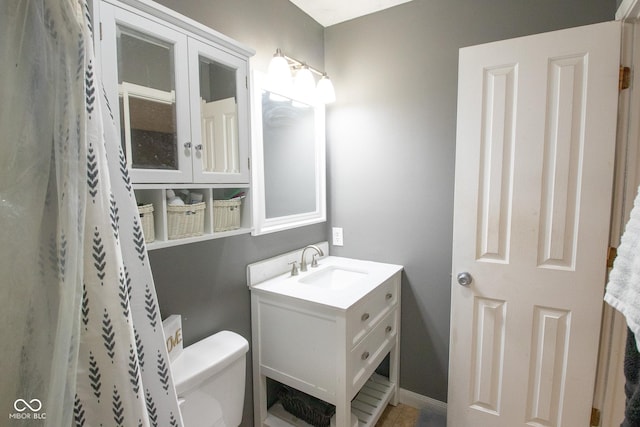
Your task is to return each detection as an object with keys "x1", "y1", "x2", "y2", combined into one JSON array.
[{"x1": 265, "y1": 374, "x2": 395, "y2": 427}]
